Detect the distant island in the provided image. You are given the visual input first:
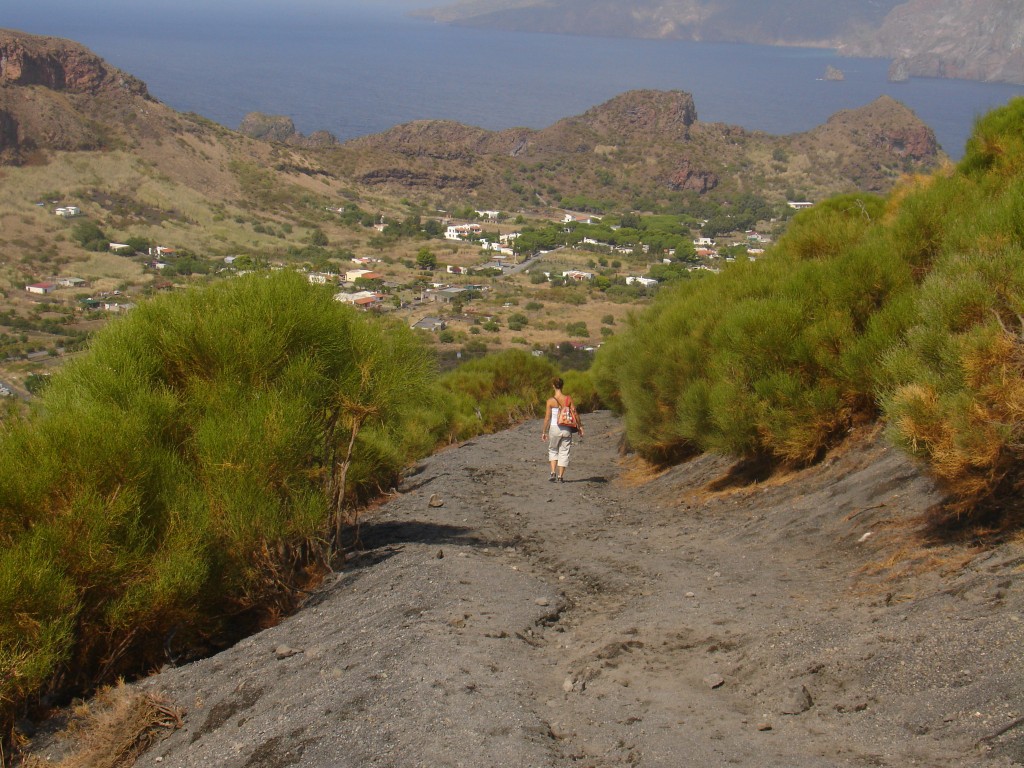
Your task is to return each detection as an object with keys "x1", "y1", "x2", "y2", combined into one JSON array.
[{"x1": 417, "y1": 0, "x2": 1024, "y2": 86}]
